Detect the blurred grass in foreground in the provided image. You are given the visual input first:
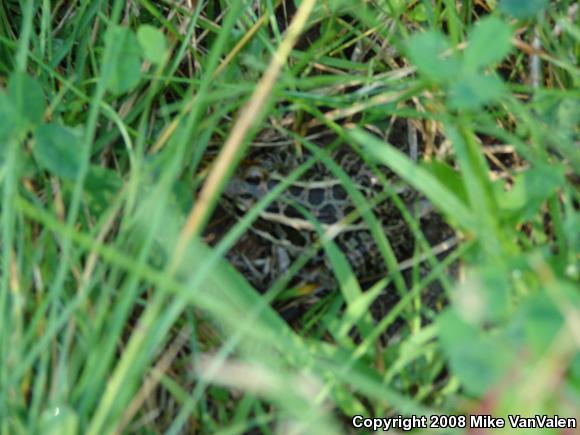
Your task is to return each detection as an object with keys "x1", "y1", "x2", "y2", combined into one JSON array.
[{"x1": 0, "y1": 0, "x2": 578, "y2": 433}]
